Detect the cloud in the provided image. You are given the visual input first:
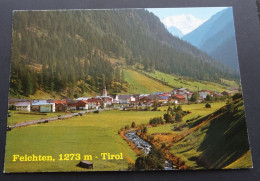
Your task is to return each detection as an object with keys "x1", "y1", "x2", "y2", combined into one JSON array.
[{"x1": 161, "y1": 14, "x2": 207, "y2": 35}]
